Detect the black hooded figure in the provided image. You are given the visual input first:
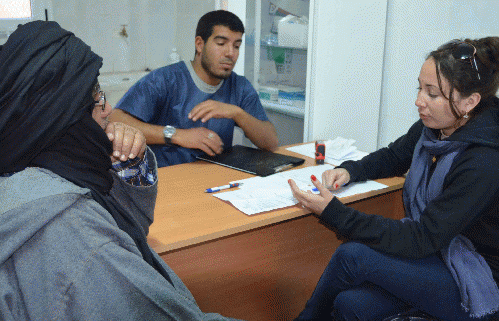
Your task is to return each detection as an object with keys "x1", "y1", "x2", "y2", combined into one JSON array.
[{"x1": 0, "y1": 20, "x2": 174, "y2": 285}]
